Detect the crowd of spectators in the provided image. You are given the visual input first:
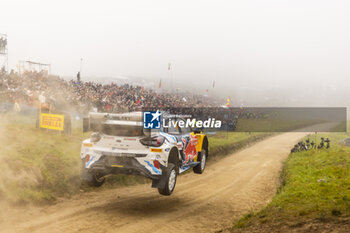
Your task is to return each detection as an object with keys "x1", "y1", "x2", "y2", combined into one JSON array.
[{"x1": 0, "y1": 70, "x2": 215, "y2": 114}]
